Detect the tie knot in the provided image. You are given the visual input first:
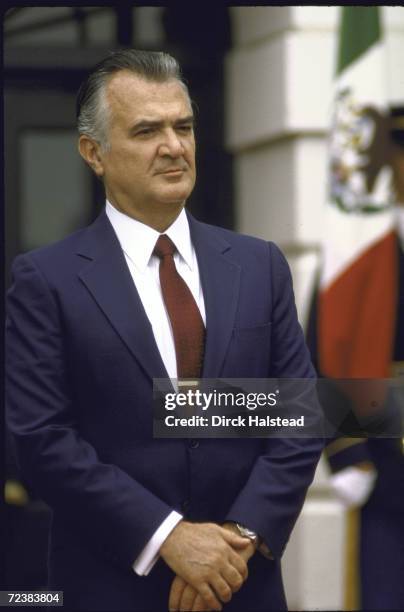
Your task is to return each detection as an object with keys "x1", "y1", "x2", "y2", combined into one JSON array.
[{"x1": 154, "y1": 234, "x2": 176, "y2": 259}]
